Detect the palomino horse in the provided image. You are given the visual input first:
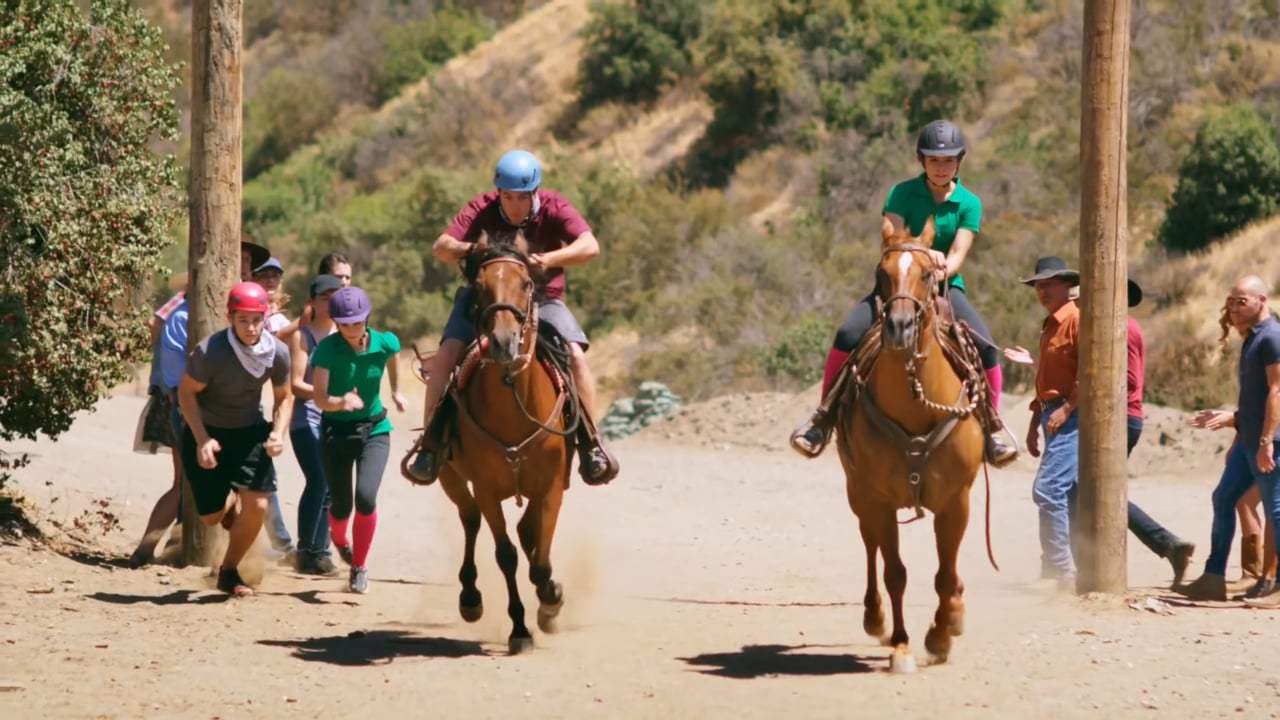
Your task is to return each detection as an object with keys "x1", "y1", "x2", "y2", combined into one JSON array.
[
  {"x1": 434, "y1": 230, "x2": 574, "y2": 654},
  {"x1": 835, "y1": 218, "x2": 989, "y2": 673}
]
